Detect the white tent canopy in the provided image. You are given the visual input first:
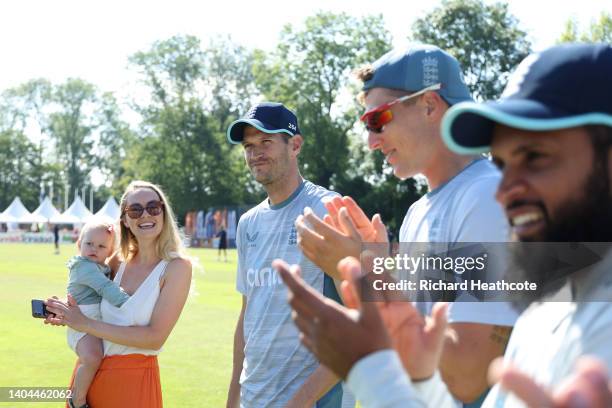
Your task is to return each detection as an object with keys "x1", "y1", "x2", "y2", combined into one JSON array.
[
  {"x1": 50, "y1": 196, "x2": 93, "y2": 224},
  {"x1": 91, "y1": 196, "x2": 121, "y2": 223},
  {"x1": 20, "y1": 196, "x2": 61, "y2": 223},
  {"x1": 0, "y1": 197, "x2": 32, "y2": 223}
]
